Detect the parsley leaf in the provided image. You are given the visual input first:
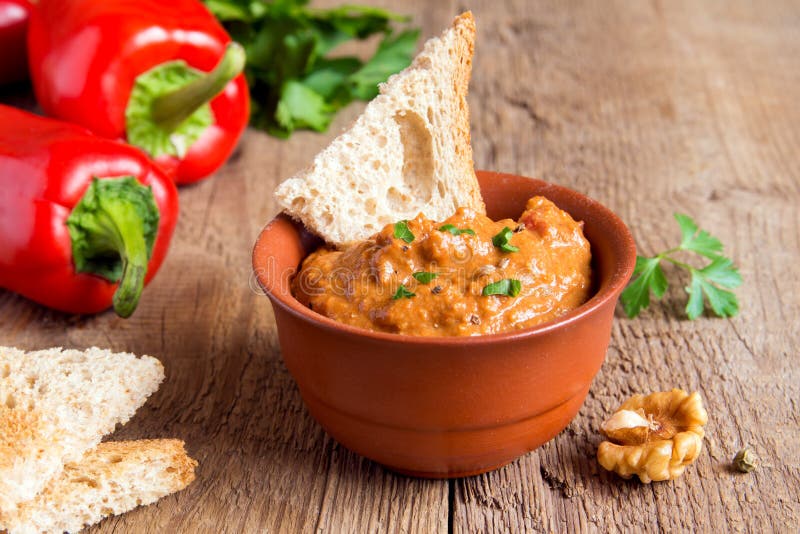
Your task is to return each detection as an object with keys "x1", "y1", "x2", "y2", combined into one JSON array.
[
  {"x1": 202, "y1": 0, "x2": 418, "y2": 138},
  {"x1": 698, "y1": 255, "x2": 743, "y2": 288},
  {"x1": 482, "y1": 279, "x2": 522, "y2": 297},
  {"x1": 439, "y1": 224, "x2": 476, "y2": 236},
  {"x1": 393, "y1": 221, "x2": 414, "y2": 243},
  {"x1": 674, "y1": 213, "x2": 723, "y2": 259},
  {"x1": 348, "y1": 29, "x2": 420, "y2": 100},
  {"x1": 491, "y1": 227, "x2": 520, "y2": 253},
  {"x1": 392, "y1": 284, "x2": 416, "y2": 300},
  {"x1": 274, "y1": 80, "x2": 334, "y2": 133},
  {"x1": 621, "y1": 213, "x2": 741, "y2": 319},
  {"x1": 620, "y1": 257, "x2": 668, "y2": 318},
  {"x1": 412, "y1": 271, "x2": 438, "y2": 284}
]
